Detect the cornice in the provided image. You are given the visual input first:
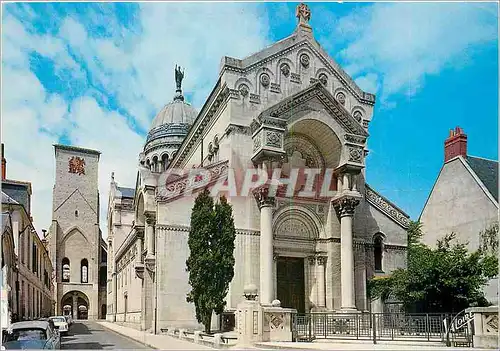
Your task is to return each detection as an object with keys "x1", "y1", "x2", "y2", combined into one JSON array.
[
  {"x1": 365, "y1": 184, "x2": 410, "y2": 229},
  {"x1": 220, "y1": 39, "x2": 375, "y2": 106},
  {"x1": 264, "y1": 83, "x2": 368, "y2": 137}
]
